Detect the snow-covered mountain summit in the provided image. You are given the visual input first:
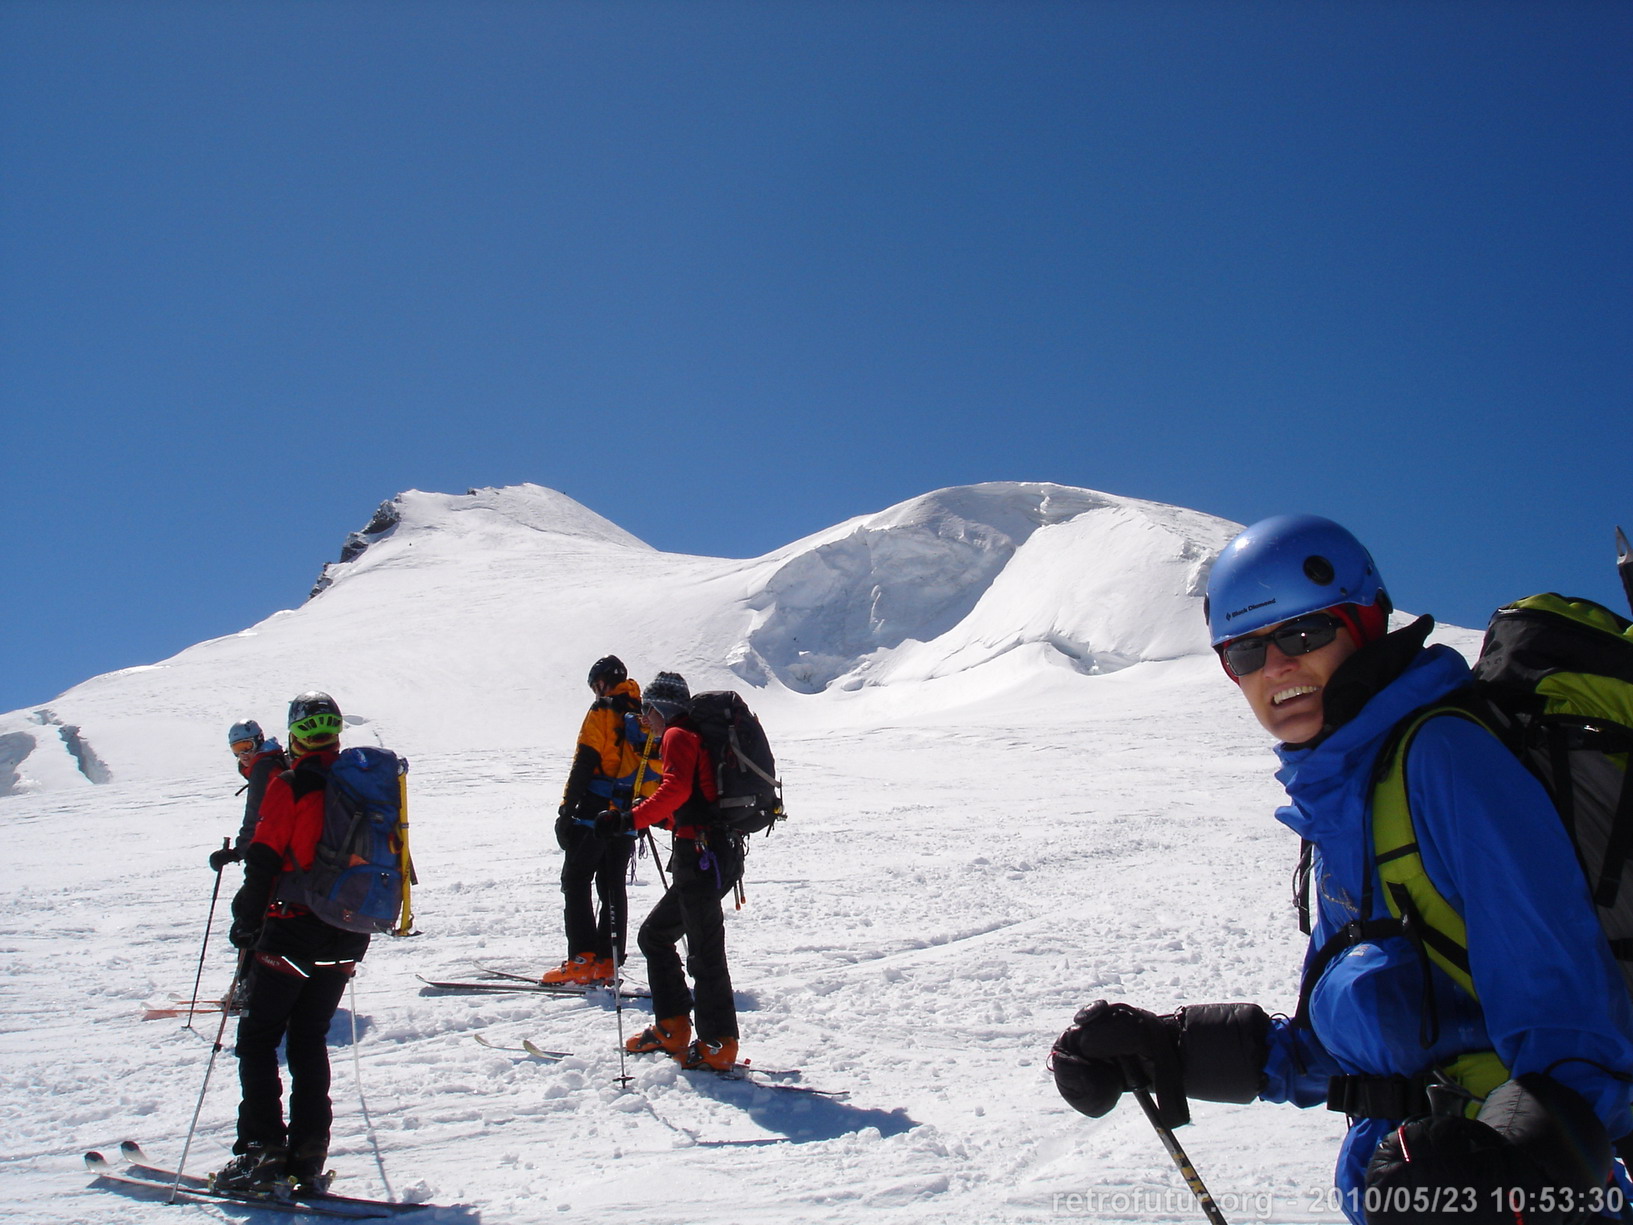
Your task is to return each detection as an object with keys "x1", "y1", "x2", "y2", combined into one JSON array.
[
  {"x1": 309, "y1": 484, "x2": 654, "y2": 598},
  {"x1": 0, "y1": 481, "x2": 1240, "y2": 797}
]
